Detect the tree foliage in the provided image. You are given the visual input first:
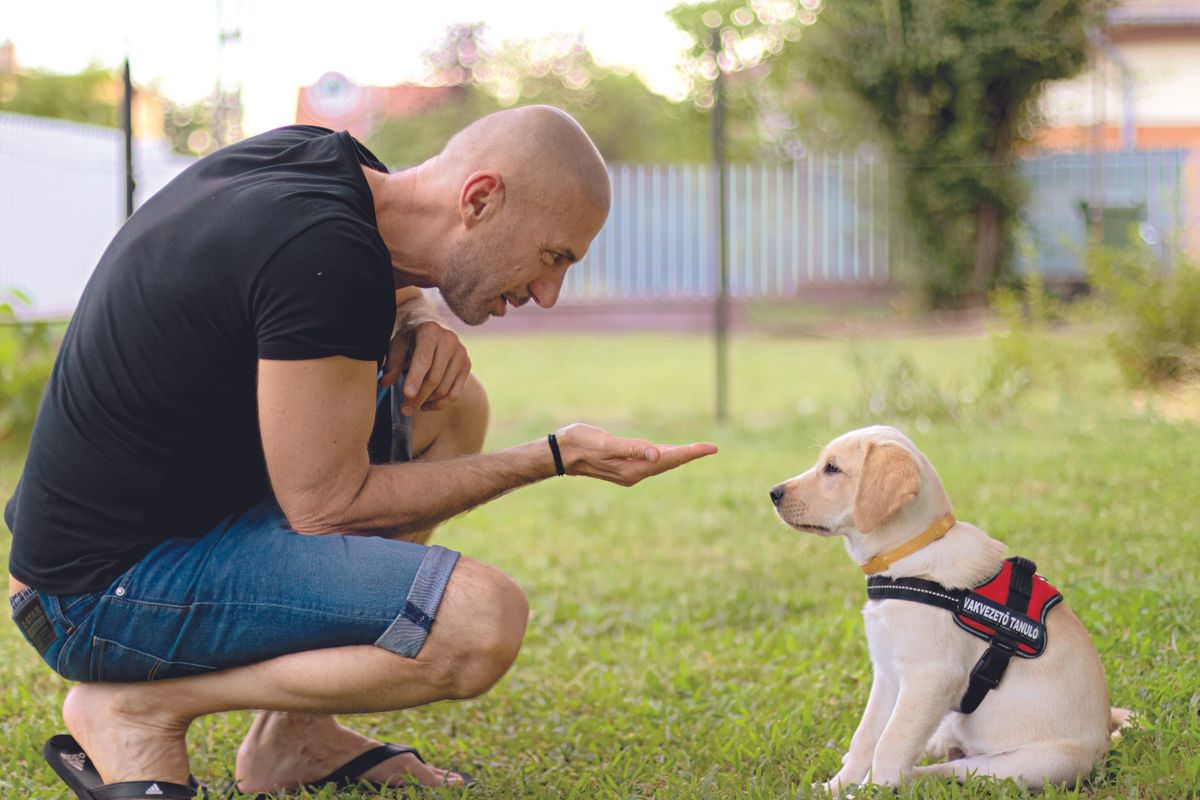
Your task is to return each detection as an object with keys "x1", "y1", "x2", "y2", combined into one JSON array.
[
  {"x1": 671, "y1": 0, "x2": 1106, "y2": 306},
  {"x1": 366, "y1": 23, "x2": 753, "y2": 167},
  {"x1": 0, "y1": 63, "x2": 119, "y2": 127},
  {"x1": 162, "y1": 98, "x2": 218, "y2": 156}
]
